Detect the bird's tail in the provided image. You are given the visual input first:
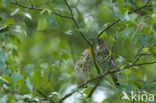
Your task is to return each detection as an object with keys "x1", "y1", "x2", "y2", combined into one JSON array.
[
  {"x1": 109, "y1": 58, "x2": 120, "y2": 87},
  {"x1": 111, "y1": 73, "x2": 120, "y2": 87}
]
